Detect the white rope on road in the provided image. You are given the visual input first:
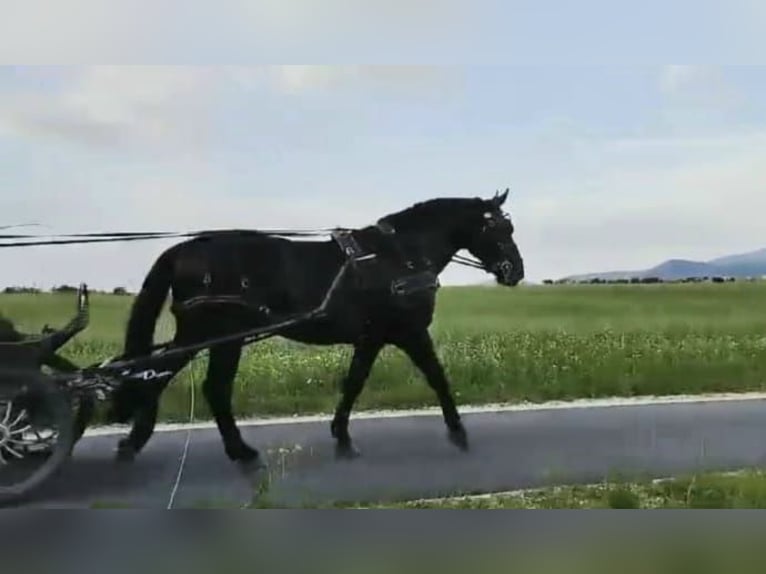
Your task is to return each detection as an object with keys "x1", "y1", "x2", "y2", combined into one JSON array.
[{"x1": 166, "y1": 360, "x2": 197, "y2": 510}]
